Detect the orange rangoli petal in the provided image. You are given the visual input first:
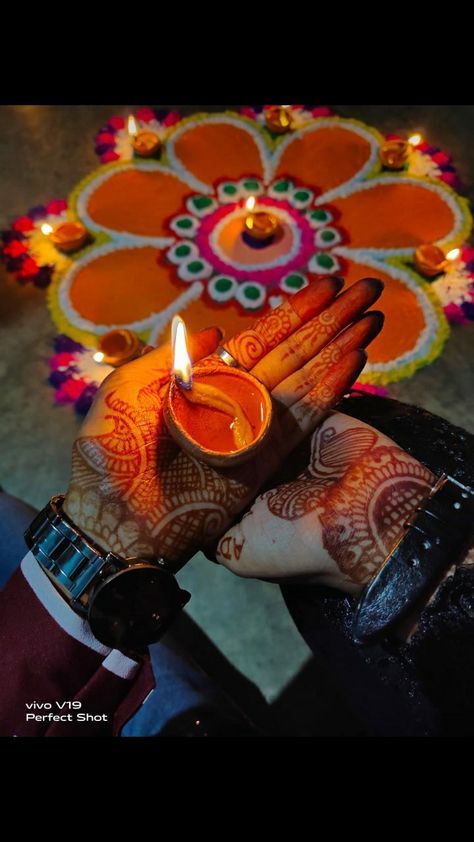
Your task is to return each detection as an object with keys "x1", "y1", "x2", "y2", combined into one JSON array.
[
  {"x1": 86, "y1": 169, "x2": 190, "y2": 237},
  {"x1": 171, "y1": 121, "x2": 264, "y2": 186},
  {"x1": 274, "y1": 125, "x2": 375, "y2": 194},
  {"x1": 332, "y1": 181, "x2": 456, "y2": 248}
]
